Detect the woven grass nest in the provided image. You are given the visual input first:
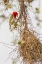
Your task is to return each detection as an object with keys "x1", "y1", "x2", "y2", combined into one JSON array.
[{"x1": 19, "y1": 28, "x2": 42, "y2": 64}]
